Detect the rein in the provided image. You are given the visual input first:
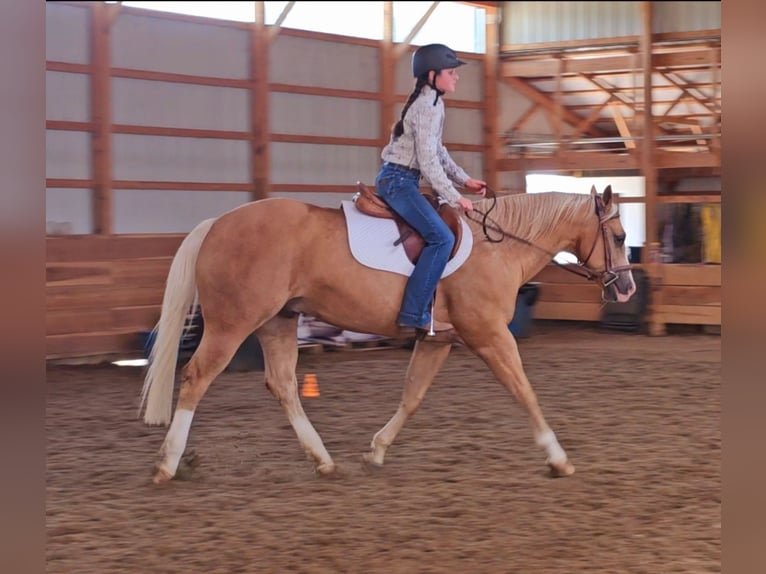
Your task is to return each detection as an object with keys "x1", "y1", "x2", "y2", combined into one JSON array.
[{"x1": 464, "y1": 186, "x2": 631, "y2": 288}]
